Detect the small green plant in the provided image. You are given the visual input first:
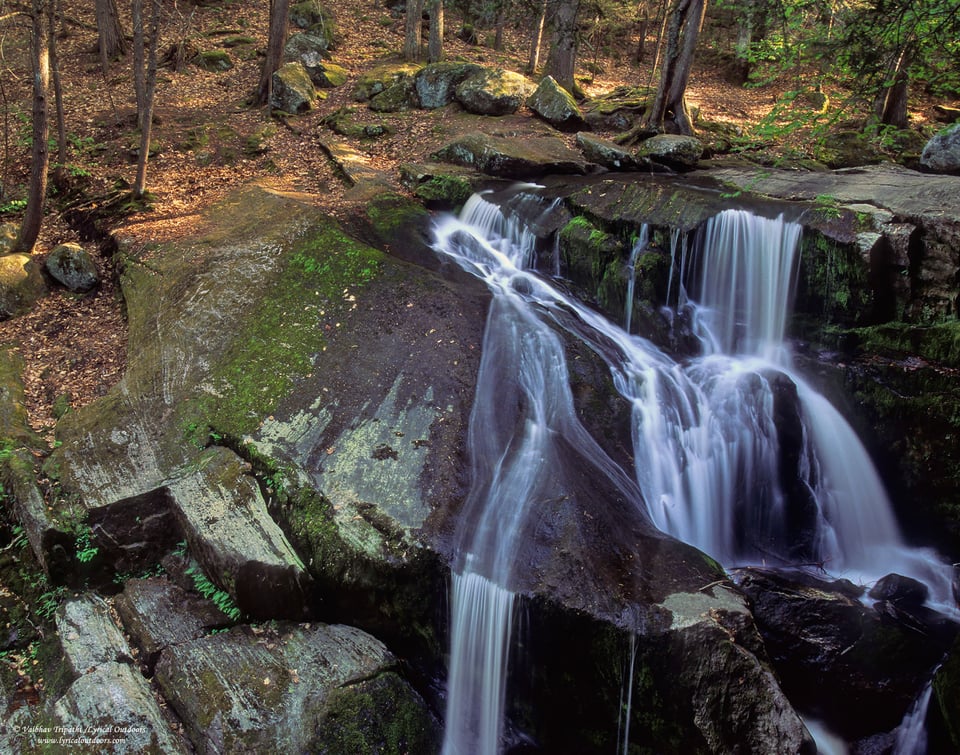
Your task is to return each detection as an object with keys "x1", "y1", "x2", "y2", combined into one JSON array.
[
  {"x1": 37, "y1": 586, "x2": 67, "y2": 621},
  {"x1": 185, "y1": 561, "x2": 241, "y2": 621},
  {"x1": 0, "y1": 197, "x2": 27, "y2": 215},
  {"x1": 814, "y1": 193, "x2": 842, "y2": 219},
  {"x1": 74, "y1": 526, "x2": 99, "y2": 563}
]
